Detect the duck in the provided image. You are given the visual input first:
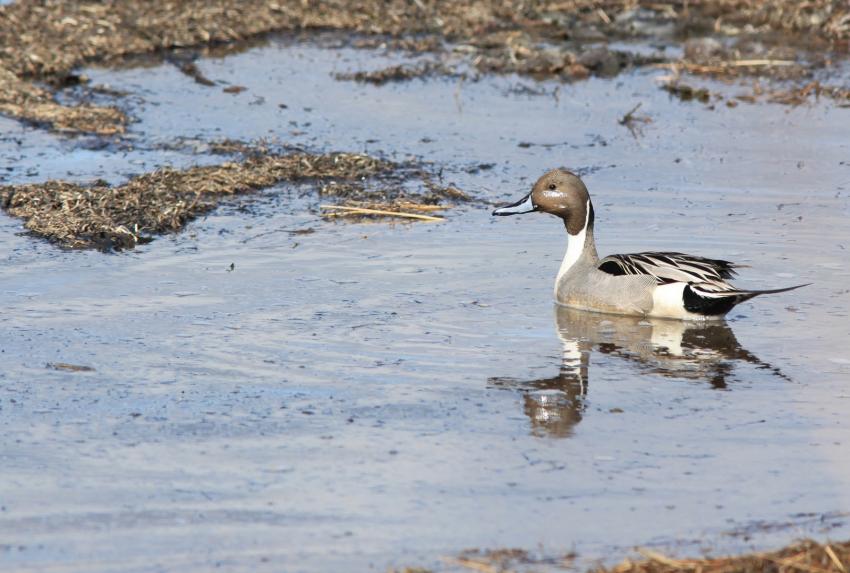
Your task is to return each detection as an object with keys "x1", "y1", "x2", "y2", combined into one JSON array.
[{"x1": 493, "y1": 169, "x2": 809, "y2": 321}]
